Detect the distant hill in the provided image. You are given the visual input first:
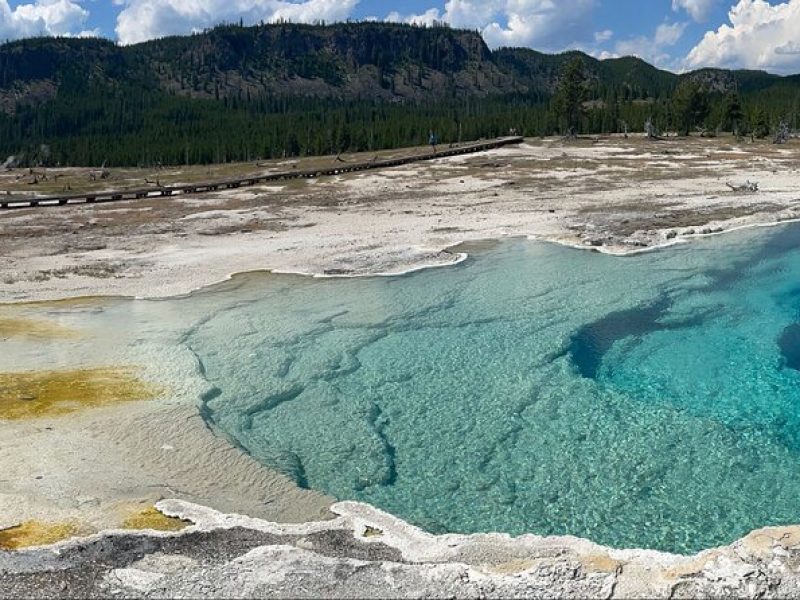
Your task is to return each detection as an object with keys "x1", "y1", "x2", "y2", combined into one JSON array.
[
  {"x1": 3, "y1": 22, "x2": 799, "y2": 107},
  {"x1": 0, "y1": 22, "x2": 798, "y2": 166}
]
